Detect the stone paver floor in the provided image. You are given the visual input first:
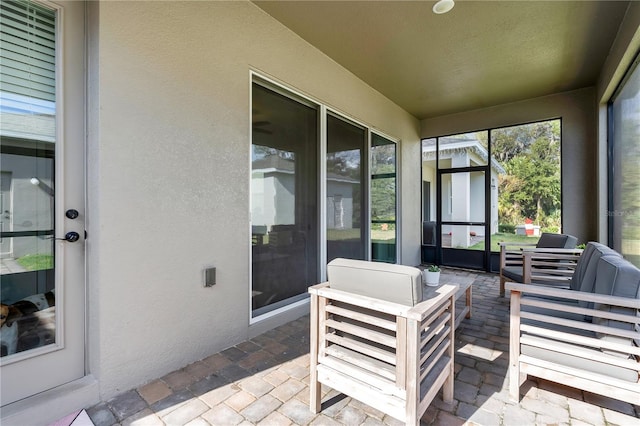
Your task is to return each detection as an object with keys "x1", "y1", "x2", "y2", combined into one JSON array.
[{"x1": 87, "y1": 269, "x2": 640, "y2": 425}]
